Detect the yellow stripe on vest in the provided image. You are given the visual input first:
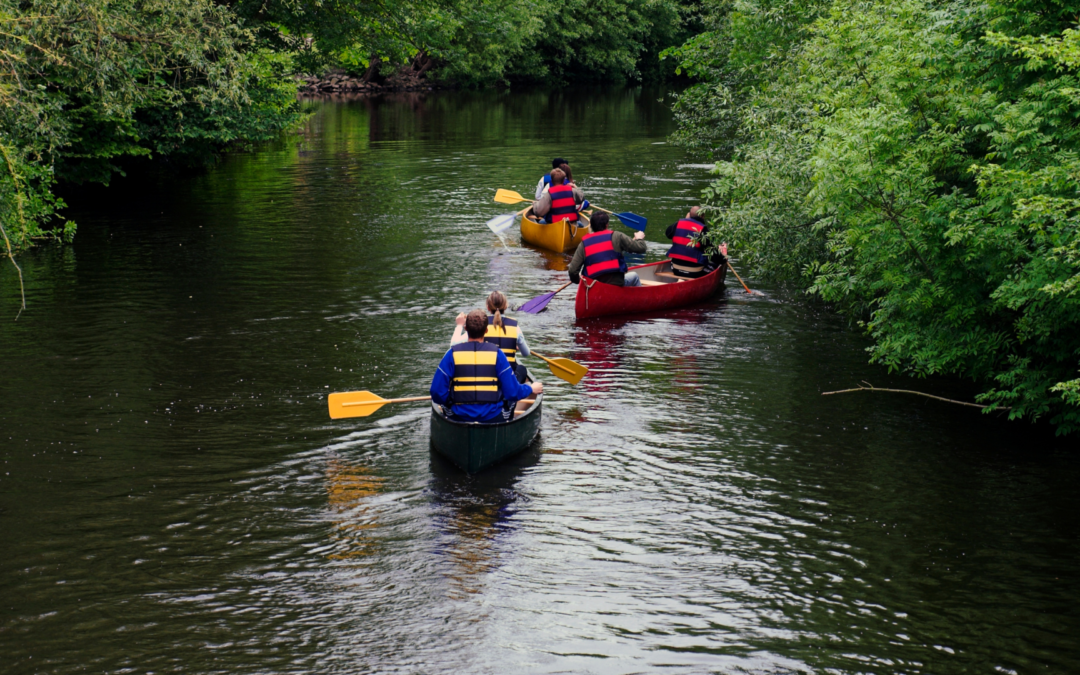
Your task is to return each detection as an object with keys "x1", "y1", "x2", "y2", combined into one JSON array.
[
  {"x1": 485, "y1": 325, "x2": 518, "y2": 338},
  {"x1": 452, "y1": 350, "x2": 498, "y2": 366}
]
